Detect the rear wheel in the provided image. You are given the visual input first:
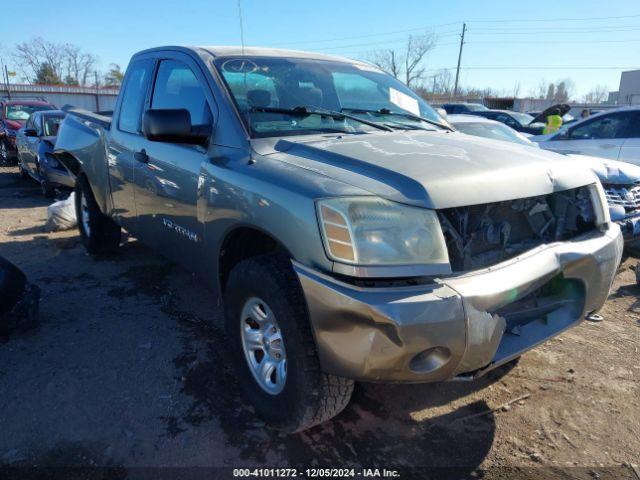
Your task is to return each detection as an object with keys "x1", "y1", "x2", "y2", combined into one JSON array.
[
  {"x1": 224, "y1": 253, "x2": 354, "y2": 432},
  {"x1": 75, "y1": 175, "x2": 121, "y2": 255}
]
